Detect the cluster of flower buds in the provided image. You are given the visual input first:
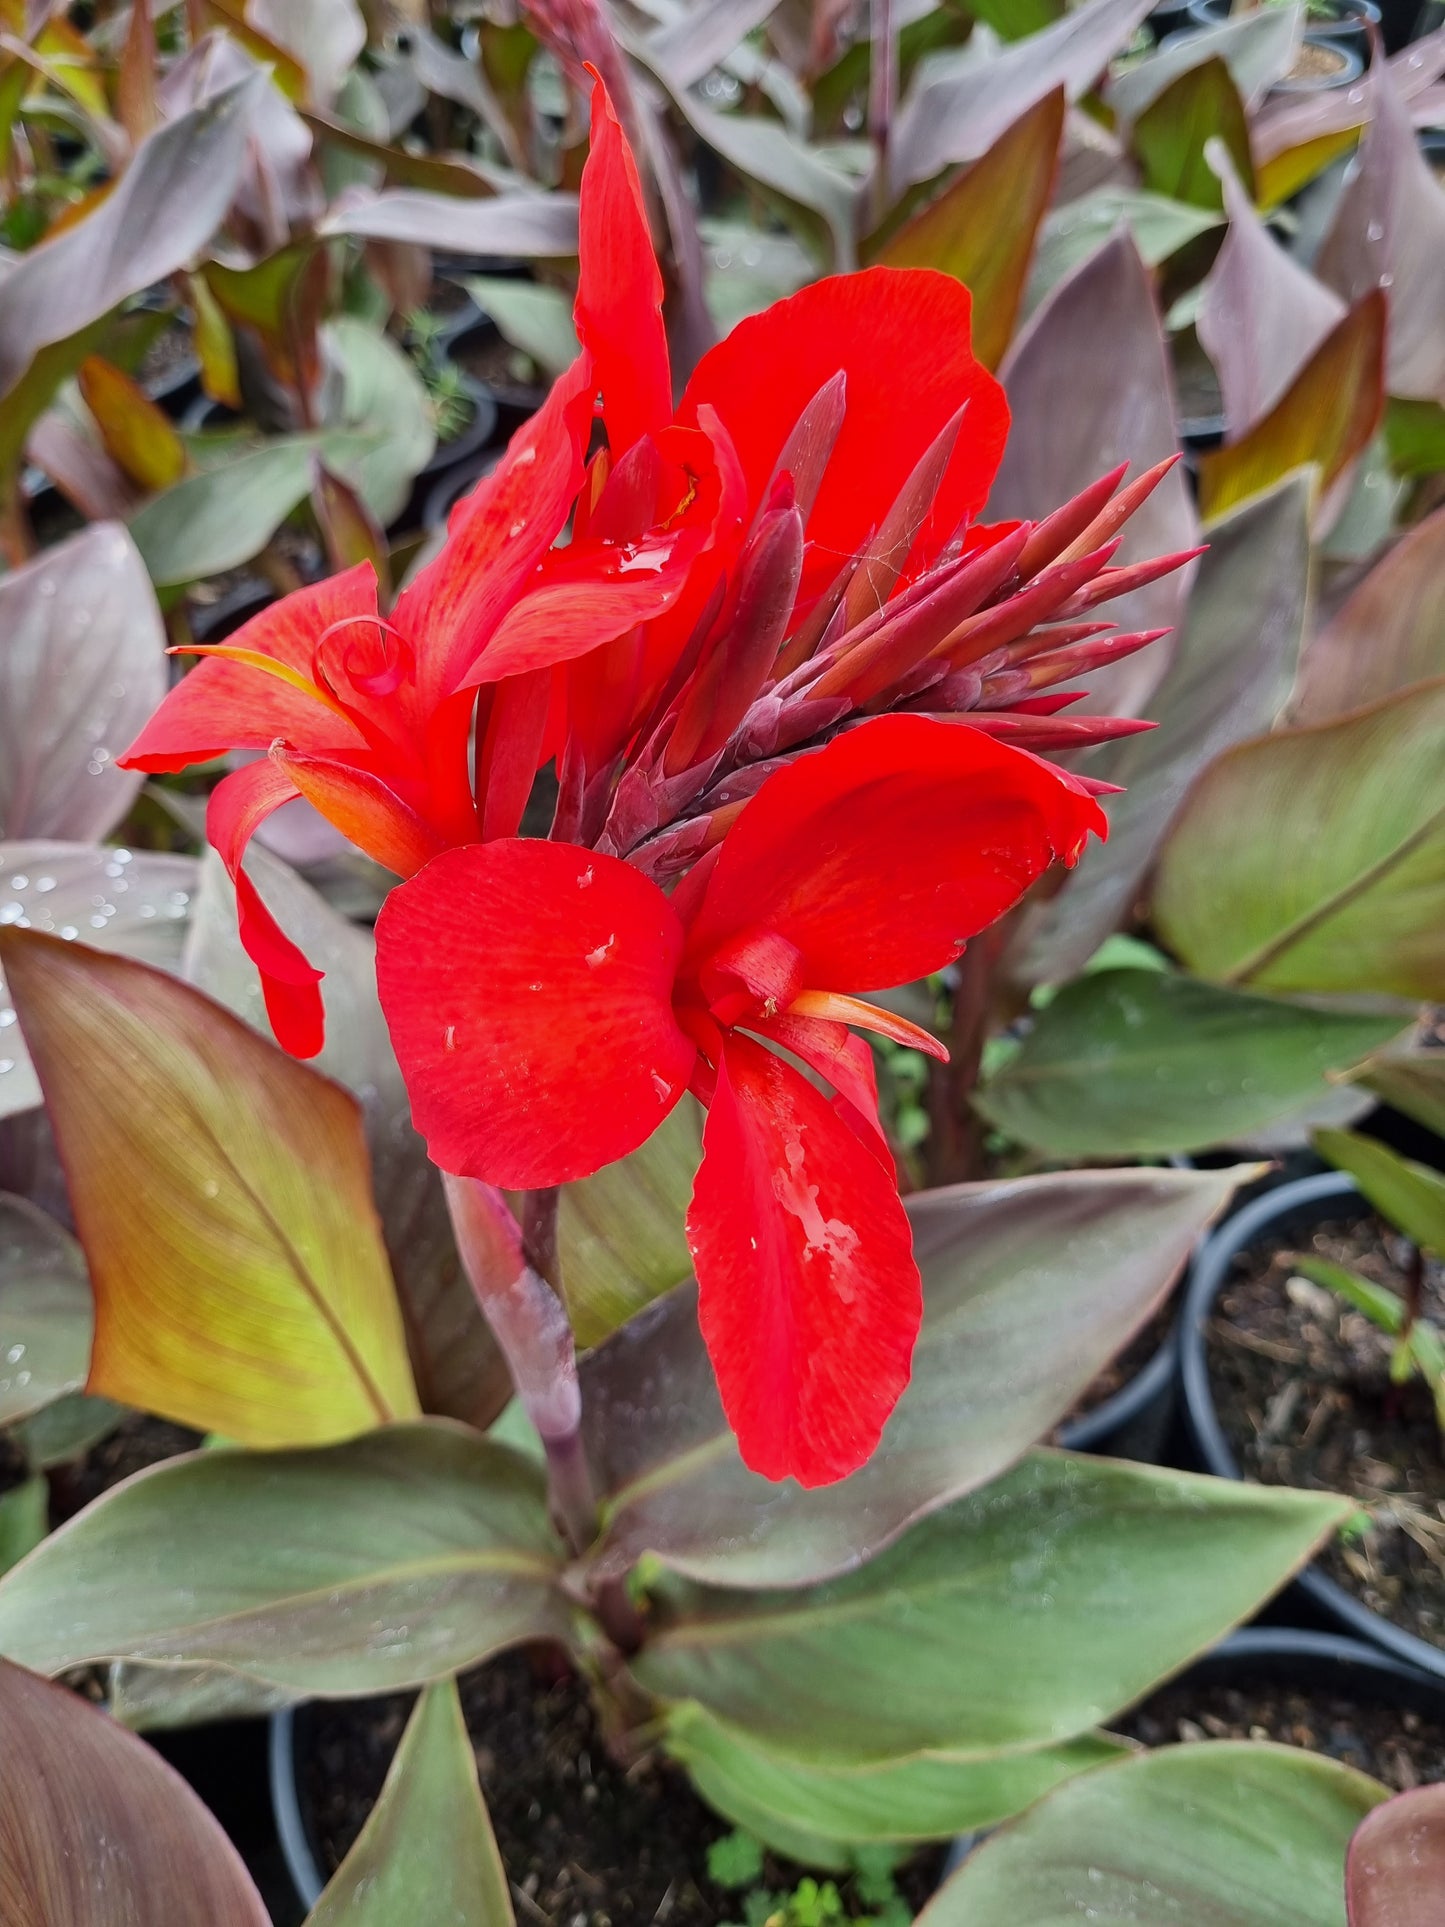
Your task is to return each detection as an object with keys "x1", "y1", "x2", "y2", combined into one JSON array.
[{"x1": 599, "y1": 427, "x2": 1196, "y2": 878}]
